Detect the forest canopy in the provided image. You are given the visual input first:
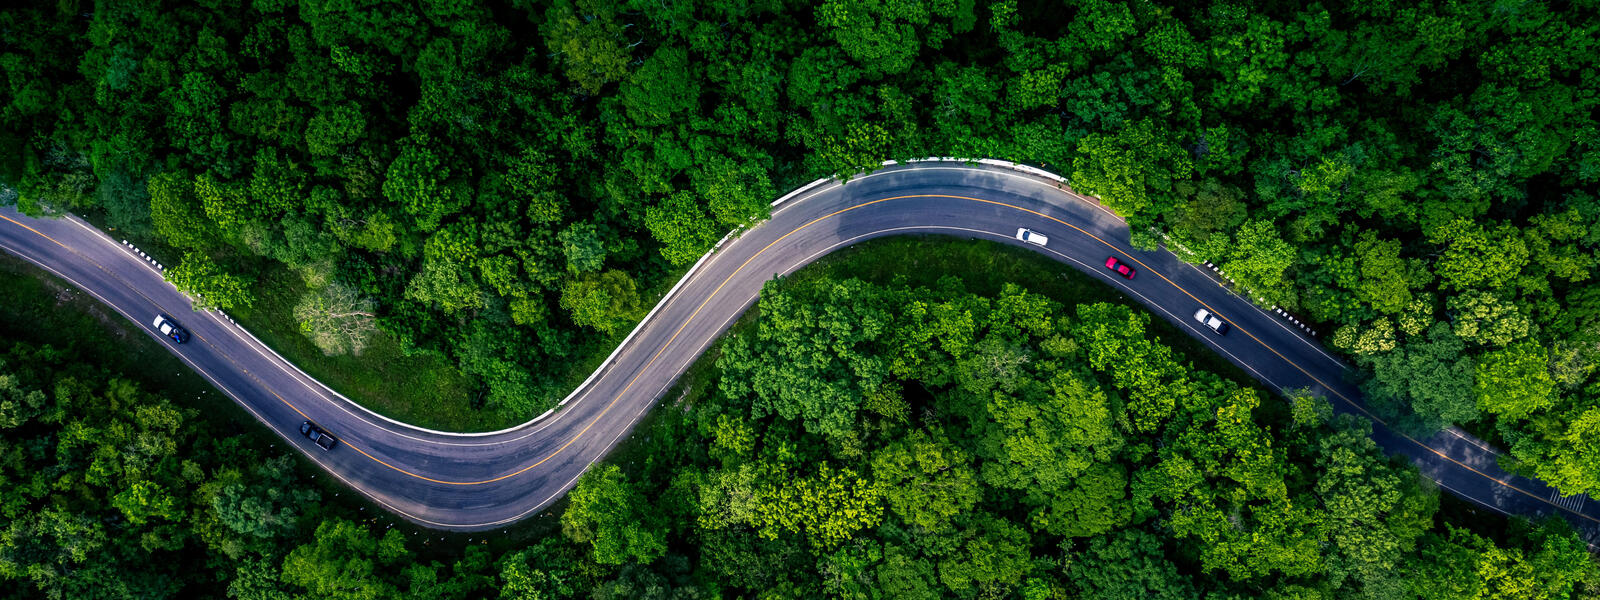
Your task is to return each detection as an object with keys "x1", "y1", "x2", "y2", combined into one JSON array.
[
  {"x1": 3, "y1": 274, "x2": 1598, "y2": 599},
  {"x1": 2, "y1": 0, "x2": 1600, "y2": 510}
]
